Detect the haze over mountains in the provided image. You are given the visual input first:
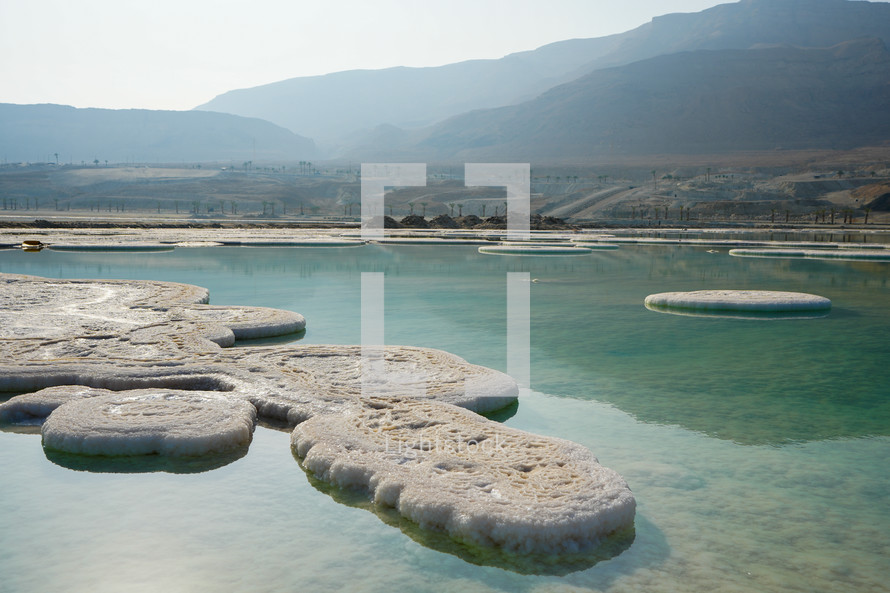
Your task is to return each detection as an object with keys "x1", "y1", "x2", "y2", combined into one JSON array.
[
  {"x1": 5, "y1": 0, "x2": 890, "y2": 164},
  {"x1": 0, "y1": 104, "x2": 316, "y2": 164},
  {"x1": 366, "y1": 38, "x2": 890, "y2": 161},
  {"x1": 197, "y1": 0, "x2": 890, "y2": 158}
]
